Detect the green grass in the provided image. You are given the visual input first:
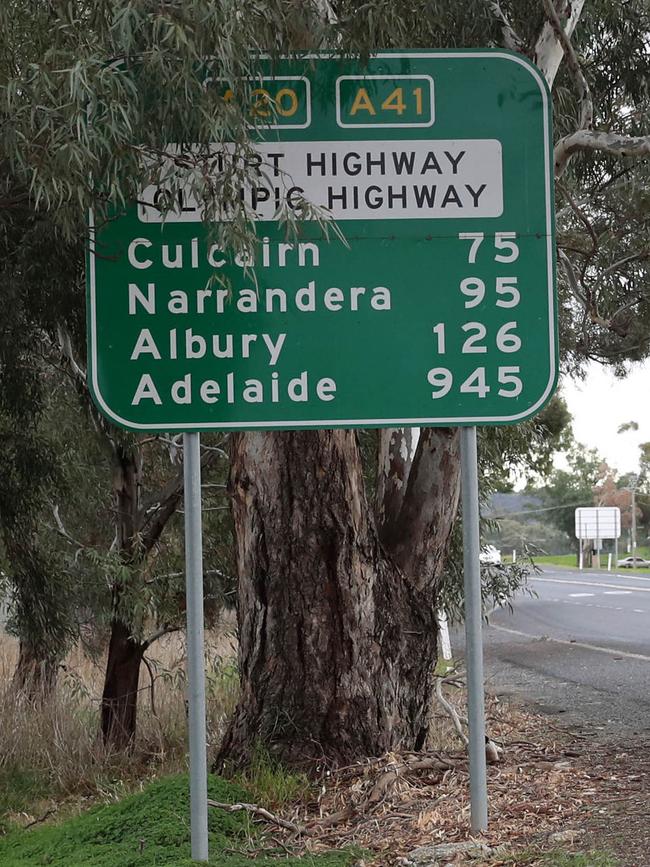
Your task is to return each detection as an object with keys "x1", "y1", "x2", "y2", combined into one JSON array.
[
  {"x1": 533, "y1": 555, "x2": 579, "y2": 568},
  {"x1": 539, "y1": 855, "x2": 618, "y2": 867},
  {"x1": 498, "y1": 848, "x2": 618, "y2": 866},
  {"x1": 0, "y1": 769, "x2": 53, "y2": 836},
  {"x1": 434, "y1": 658, "x2": 456, "y2": 676},
  {"x1": 0, "y1": 769, "x2": 51, "y2": 817},
  {"x1": 534, "y1": 551, "x2": 650, "y2": 574},
  {"x1": 0, "y1": 774, "x2": 357, "y2": 866},
  {"x1": 235, "y1": 746, "x2": 311, "y2": 810},
  {"x1": 534, "y1": 853, "x2": 618, "y2": 867}
]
